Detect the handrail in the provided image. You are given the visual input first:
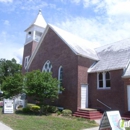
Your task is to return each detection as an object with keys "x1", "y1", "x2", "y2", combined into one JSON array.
[{"x1": 97, "y1": 99, "x2": 111, "y2": 109}]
